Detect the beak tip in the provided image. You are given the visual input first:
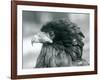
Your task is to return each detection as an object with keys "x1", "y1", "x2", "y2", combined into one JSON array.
[{"x1": 31, "y1": 40, "x2": 34, "y2": 46}]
